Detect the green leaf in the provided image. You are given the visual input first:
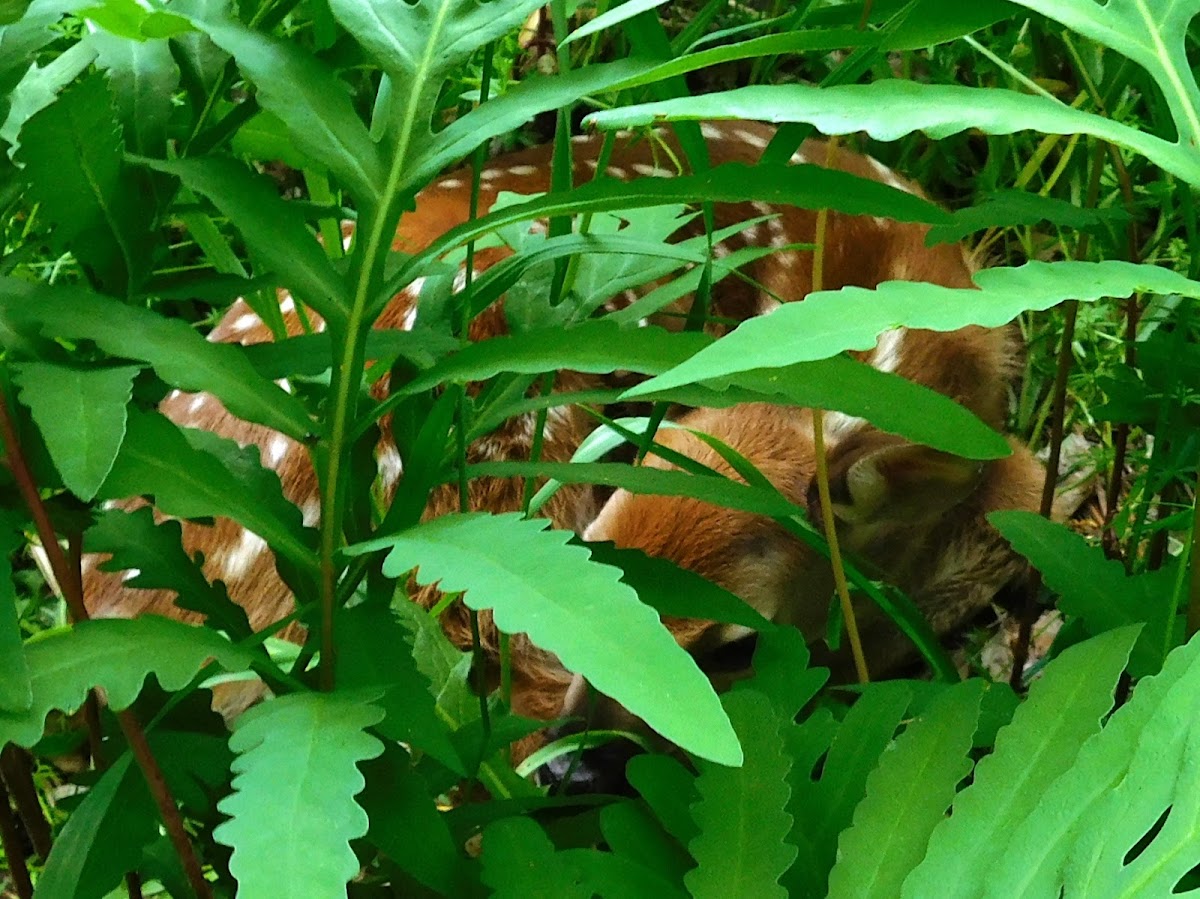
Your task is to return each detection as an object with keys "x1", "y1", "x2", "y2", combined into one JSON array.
[
  {"x1": 587, "y1": 541, "x2": 775, "y2": 632},
  {"x1": 34, "y1": 755, "x2": 159, "y2": 899},
  {"x1": 347, "y1": 512, "x2": 741, "y2": 766},
  {"x1": 991, "y1": 511, "x2": 1179, "y2": 677},
  {"x1": 902, "y1": 627, "x2": 1140, "y2": 898},
  {"x1": 190, "y1": 16, "x2": 382, "y2": 202},
  {"x1": 214, "y1": 692, "x2": 385, "y2": 899},
  {"x1": 638, "y1": 356, "x2": 1010, "y2": 460},
  {"x1": 480, "y1": 817, "x2": 595, "y2": 899},
  {"x1": 685, "y1": 690, "x2": 797, "y2": 899},
  {"x1": 11, "y1": 362, "x2": 139, "y2": 500},
  {"x1": 0, "y1": 278, "x2": 314, "y2": 440},
  {"x1": 334, "y1": 603, "x2": 464, "y2": 773},
  {"x1": 625, "y1": 261, "x2": 1200, "y2": 396},
  {"x1": 626, "y1": 753, "x2": 700, "y2": 849},
  {"x1": 990, "y1": 632, "x2": 1200, "y2": 898},
  {"x1": 80, "y1": 0, "x2": 192, "y2": 39},
  {"x1": 0, "y1": 517, "x2": 30, "y2": 712},
  {"x1": 398, "y1": 320, "x2": 711, "y2": 396},
  {"x1": 0, "y1": 616, "x2": 255, "y2": 748},
  {"x1": 0, "y1": 37, "x2": 97, "y2": 154},
  {"x1": 385, "y1": 162, "x2": 949, "y2": 309},
  {"x1": 926, "y1": 189, "x2": 1127, "y2": 246},
  {"x1": 16, "y1": 73, "x2": 151, "y2": 291},
  {"x1": 829, "y1": 680, "x2": 983, "y2": 899},
  {"x1": 98, "y1": 409, "x2": 316, "y2": 576},
  {"x1": 140, "y1": 156, "x2": 349, "y2": 324},
  {"x1": 735, "y1": 625, "x2": 826, "y2": 720},
  {"x1": 85, "y1": 506, "x2": 253, "y2": 639},
  {"x1": 91, "y1": 29, "x2": 179, "y2": 158},
  {"x1": 562, "y1": 0, "x2": 667, "y2": 45},
  {"x1": 584, "y1": 80, "x2": 1200, "y2": 186},
  {"x1": 359, "y1": 745, "x2": 471, "y2": 895},
  {"x1": 601, "y1": 799, "x2": 693, "y2": 884},
  {"x1": 789, "y1": 681, "x2": 914, "y2": 893}
]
